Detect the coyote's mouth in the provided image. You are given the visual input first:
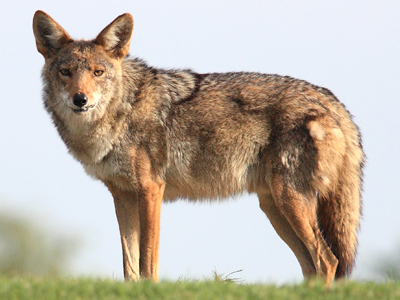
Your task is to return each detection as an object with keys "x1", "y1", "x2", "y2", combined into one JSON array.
[{"x1": 72, "y1": 105, "x2": 95, "y2": 114}]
